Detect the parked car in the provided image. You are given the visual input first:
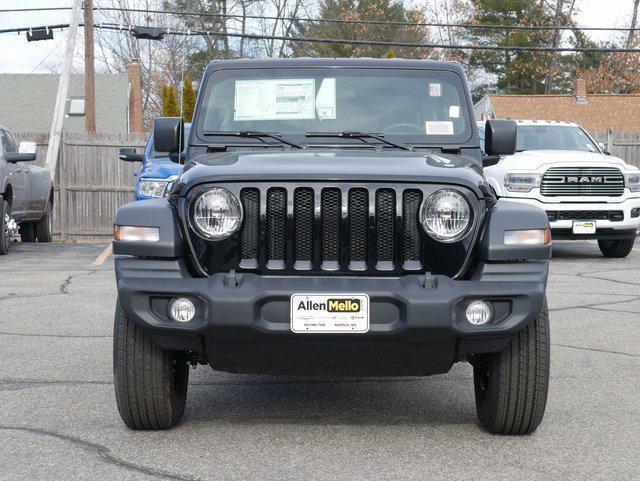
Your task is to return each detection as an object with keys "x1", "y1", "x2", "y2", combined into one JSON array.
[
  {"x1": 0, "y1": 125, "x2": 53, "y2": 255},
  {"x1": 484, "y1": 120, "x2": 640, "y2": 257},
  {"x1": 112, "y1": 58, "x2": 551, "y2": 434},
  {"x1": 119, "y1": 123, "x2": 191, "y2": 200}
]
